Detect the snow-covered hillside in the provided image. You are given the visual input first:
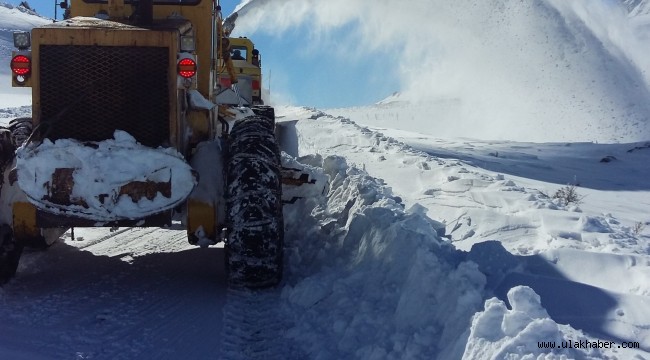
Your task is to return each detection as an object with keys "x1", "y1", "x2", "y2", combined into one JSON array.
[
  {"x1": 1, "y1": 1, "x2": 650, "y2": 359},
  {"x1": 624, "y1": 0, "x2": 650, "y2": 16},
  {"x1": 237, "y1": 0, "x2": 650, "y2": 143}
]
